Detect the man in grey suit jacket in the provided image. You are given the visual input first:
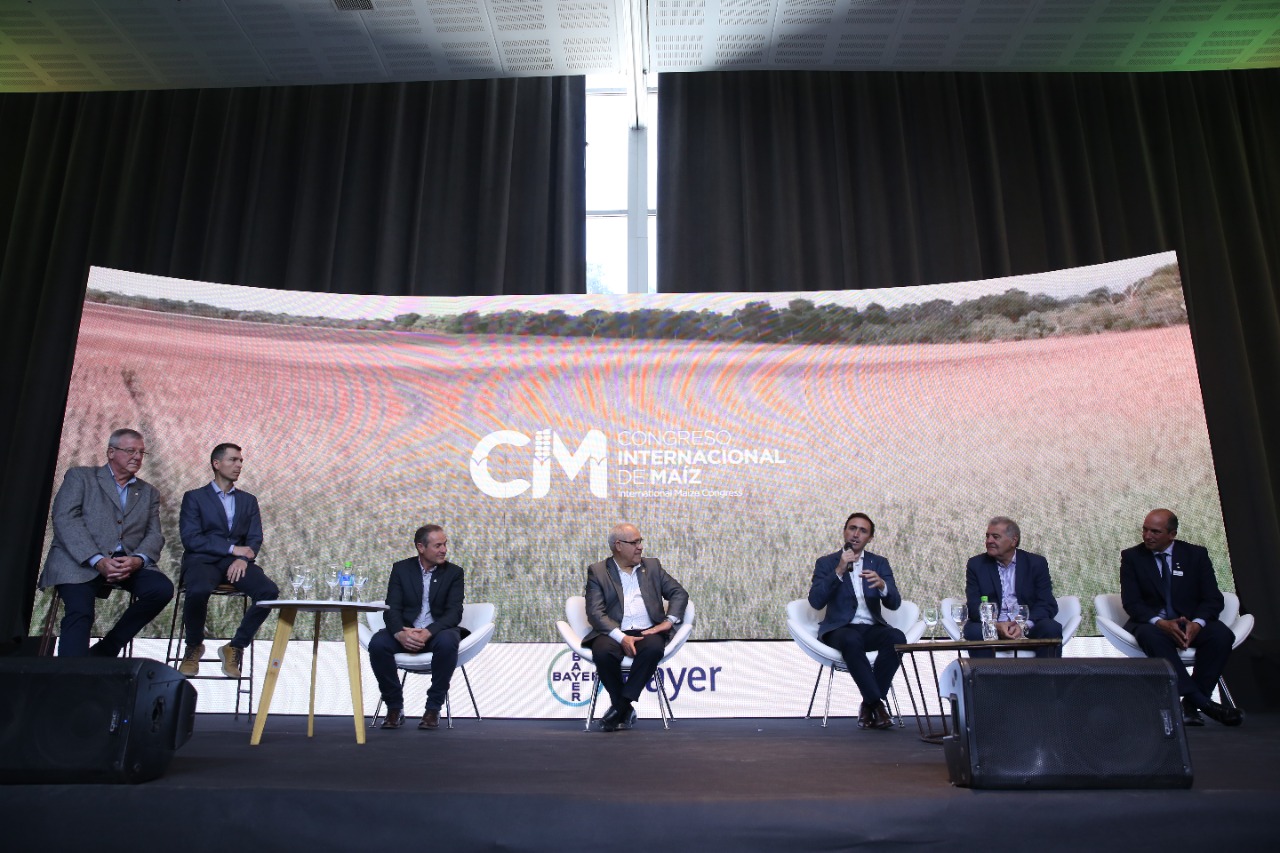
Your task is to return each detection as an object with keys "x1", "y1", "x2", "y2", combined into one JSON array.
[
  {"x1": 808, "y1": 512, "x2": 905, "y2": 730},
  {"x1": 583, "y1": 523, "x2": 689, "y2": 732},
  {"x1": 177, "y1": 443, "x2": 278, "y2": 679},
  {"x1": 38, "y1": 428, "x2": 173, "y2": 657}
]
